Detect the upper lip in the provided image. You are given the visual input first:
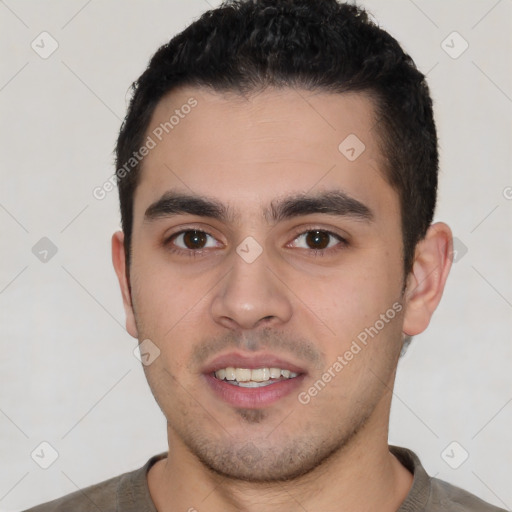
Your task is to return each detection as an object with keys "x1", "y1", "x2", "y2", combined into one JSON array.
[{"x1": 202, "y1": 351, "x2": 308, "y2": 375}]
